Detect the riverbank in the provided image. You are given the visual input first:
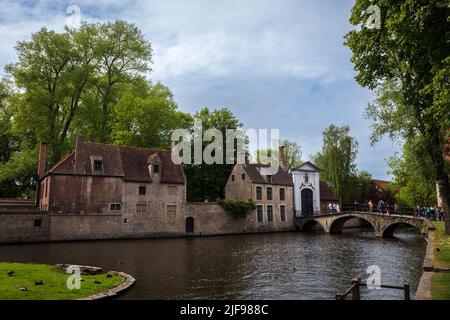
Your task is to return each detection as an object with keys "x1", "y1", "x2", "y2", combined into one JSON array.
[
  {"x1": 430, "y1": 222, "x2": 450, "y2": 299},
  {"x1": 417, "y1": 222, "x2": 450, "y2": 300},
  {"x1": 0, "y1": 262, "x2": 125, "y2": 300}
]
